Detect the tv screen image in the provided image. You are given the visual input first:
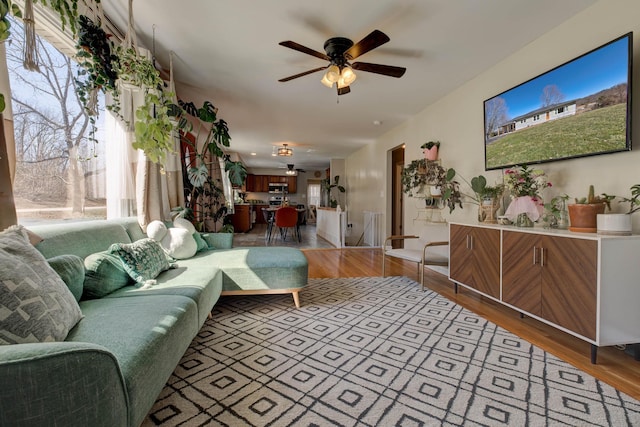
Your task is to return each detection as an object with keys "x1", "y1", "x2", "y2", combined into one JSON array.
[{"x1": 484, "y1": 32, "x2": 632, "y2": 171}]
